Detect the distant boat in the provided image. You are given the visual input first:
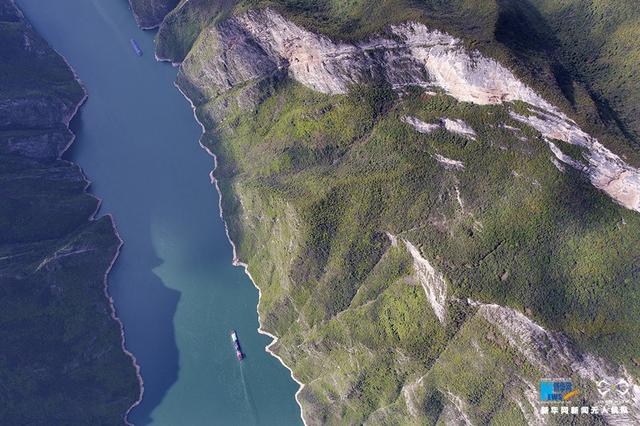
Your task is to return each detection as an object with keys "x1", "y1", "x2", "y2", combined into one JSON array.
[
  {"x1": 130, "y1": 38, "x2": 142, "y2": 56},
  {"x1": 231, "y1": 330, "x2": 244, "y2": 360}
]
